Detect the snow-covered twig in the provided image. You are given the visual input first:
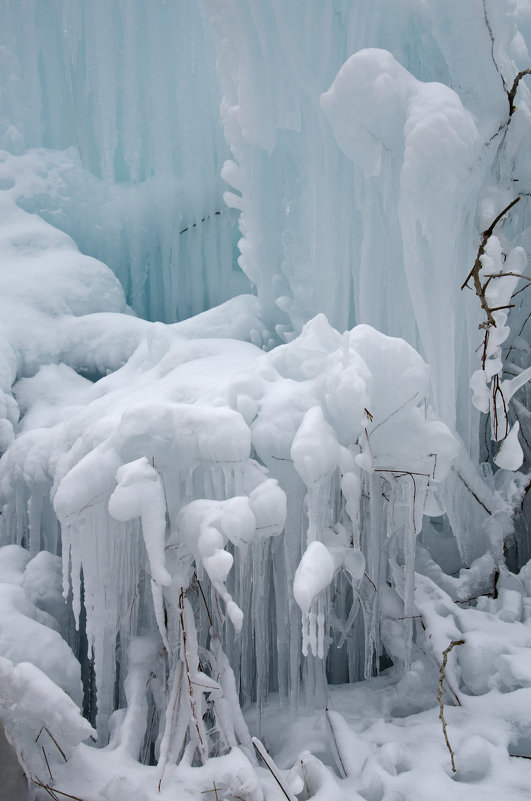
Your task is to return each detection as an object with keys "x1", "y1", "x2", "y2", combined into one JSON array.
[
  {"x1": 325, "y1": 708, "x2": 347, "y2": 778},
  {"x1": 252, "y1": 737, "x2": 298, "y2": 801}
]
